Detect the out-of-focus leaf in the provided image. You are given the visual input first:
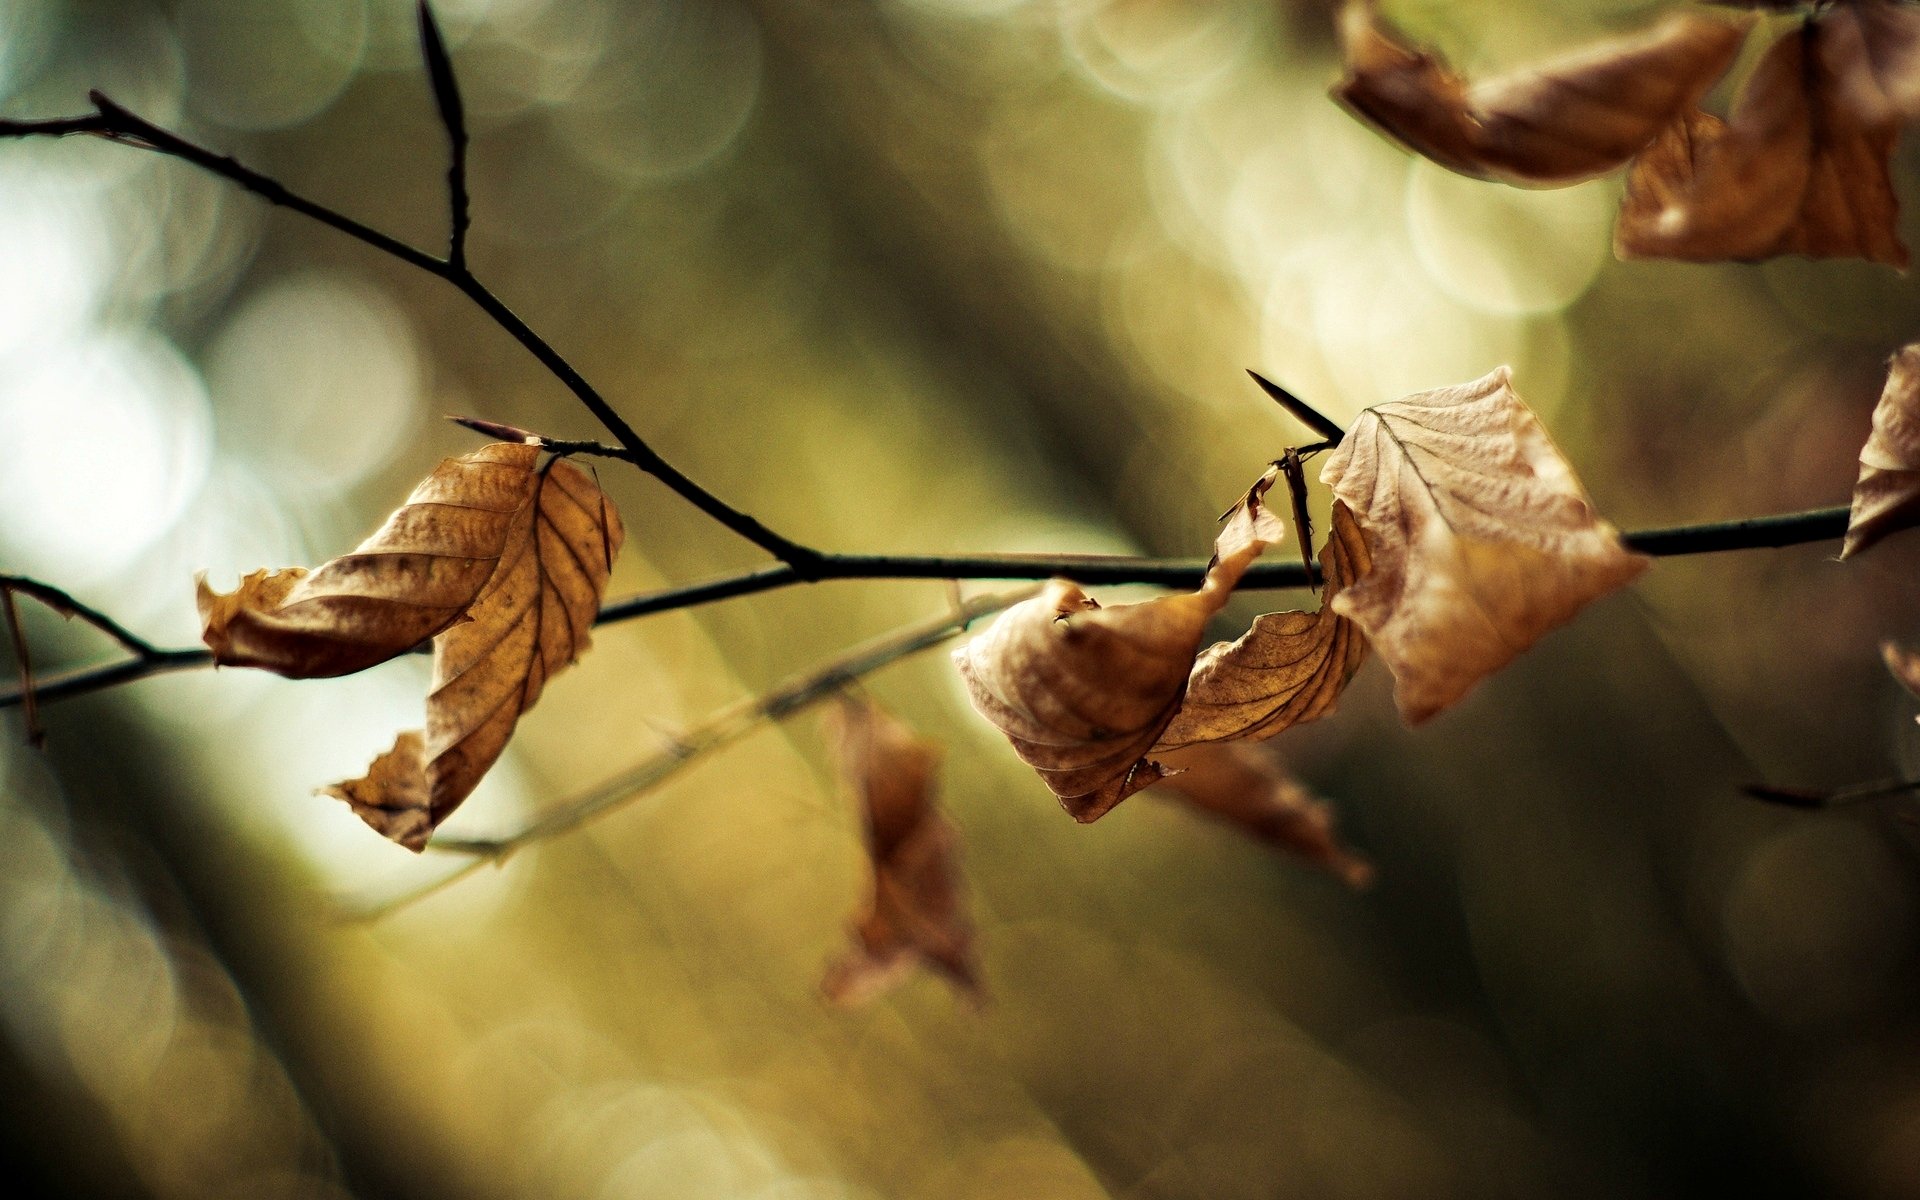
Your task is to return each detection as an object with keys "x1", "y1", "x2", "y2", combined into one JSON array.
[
  {"x1": 1884, "y1": 639, "x2": 1920, "y2": 700},
  {"x1": 1153, "y1": 743, "x2": 1373, "y2": 887},
  {"x1": 1320, "y1": 367, "x2": 1649, "y2": 724},
  {"x1": 1154, "y1": 501, "x2": 1370, "y2": 750},
  {"x1": 1616, "y1": 14, "x2": 1907, "y2": 266},
  {"x1": 1844, "y1": 345, "x2": 1920, "y2": 559},
  {"x1": 325, "y1": 458, "x2": 623, "y2": 850},
  {"x1": 955, "y1": 474, "x2": 1286, "y2": 822},
  {"x1": 1333, "y1": 1, "x2": 1746, "y2": 185},
  {"x1": 821, "y1": 698, "x2": 978, "y2": 1006},
  {"x1": 197, "y1": 443, "x2": 540, "y2": 678}
]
